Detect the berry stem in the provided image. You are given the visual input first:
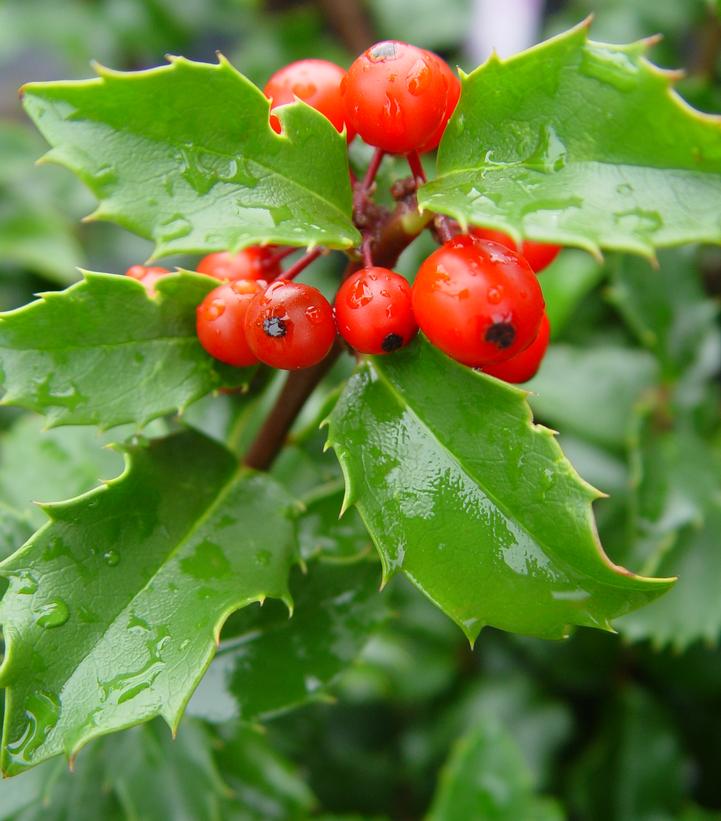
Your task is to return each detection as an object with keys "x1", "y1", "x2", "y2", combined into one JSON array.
[
  {"x1": 243, "y1": 341, "x2": 343, "y2": 471},
  {"x1": 406, "y1": 151, "x2": 426, "y2": 185},
  {"x1": 361, "y1": 234, "x2": 374, "y2": 267},
  {"x1": 265, "y1": 246, "x2": 298, "y2": 267},
  {"x1": 363, "y1": 147, "x2": 385, "y2": 192},
  {"x1": 278, "y1": 247, "x2": 324, "y2": 281},
  {"x1": 433, "y1": 214, "x2": 455, "y2": 243}
]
